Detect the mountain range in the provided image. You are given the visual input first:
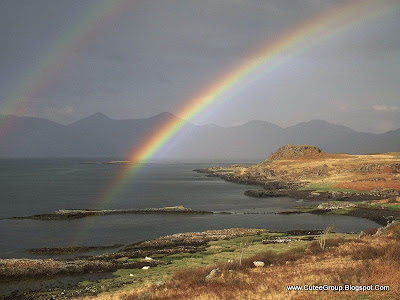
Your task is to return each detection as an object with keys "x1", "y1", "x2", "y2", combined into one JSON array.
[{"x1": 0, "y1": 112, "x2": 399, "y2": 160}]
